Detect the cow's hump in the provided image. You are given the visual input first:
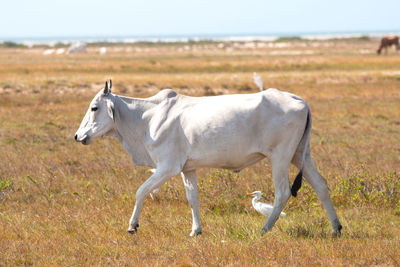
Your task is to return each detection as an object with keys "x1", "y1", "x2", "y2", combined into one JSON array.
[{"x1": 148, "y1": 89, "x2": 178, "y2": 104}]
